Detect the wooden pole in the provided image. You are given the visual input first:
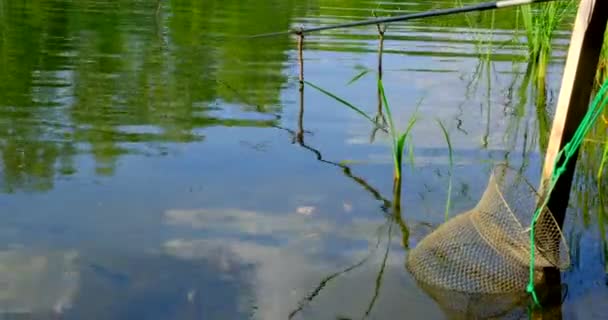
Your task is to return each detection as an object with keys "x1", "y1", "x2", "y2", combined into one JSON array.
[
  {"x1": 541, "y1": 0, "x2": 608, "y2": 227},
  {"x1": 535, "y1": 1, "x2": 607, "y2": 317}
]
